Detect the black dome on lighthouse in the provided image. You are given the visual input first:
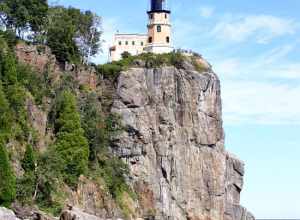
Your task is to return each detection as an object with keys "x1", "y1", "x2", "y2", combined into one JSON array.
[{"x1": 148, "y1": 0, "x2": 170, "y2": 14}]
